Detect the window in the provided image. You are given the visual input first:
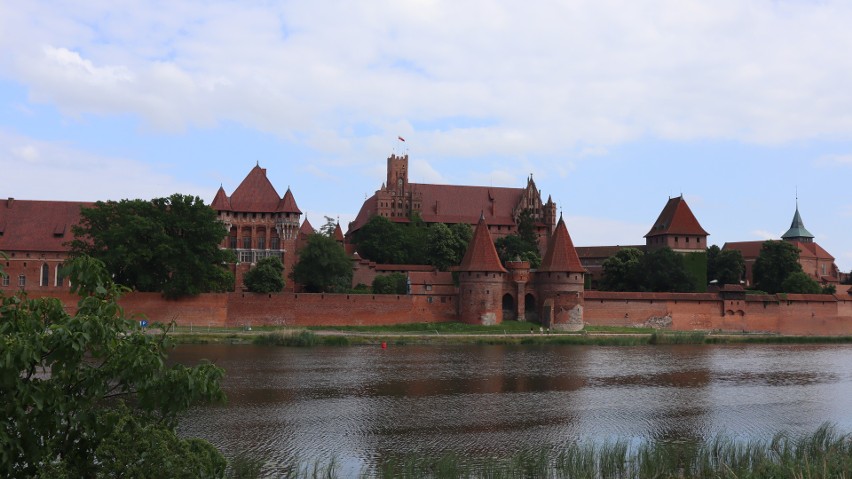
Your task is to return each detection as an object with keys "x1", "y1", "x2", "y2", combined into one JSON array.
[
  {"x1": 230, "y1": 236, "x2": 237, "y2": 249},
  {"x1": 270, "y1": 237, "x2": 280, "y2": 250},
  {"x1": 426, "y1": 285, "x2": 432, "y2": 291},
  {"x1": 1, "y1": 274, "x2": 8, "y2": 287},
  {"x1": 40, "y1": 264, "x2": 49, "y2": 286},
  {"x1": 240, "y1": 251, "x2": 253, "y2": 263},
  {"x1": 258, "y1": 236, "x2": 266, "y2": 250},
  {"x1": 242, "y1": 236, "x2": 252, "y2": 249},
  {"x1": 18, "y1": 274, "x2": 26, "y2": 287},
  {"x1": 56, "y1": 264, "x2": 64, "y2": 287}
]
